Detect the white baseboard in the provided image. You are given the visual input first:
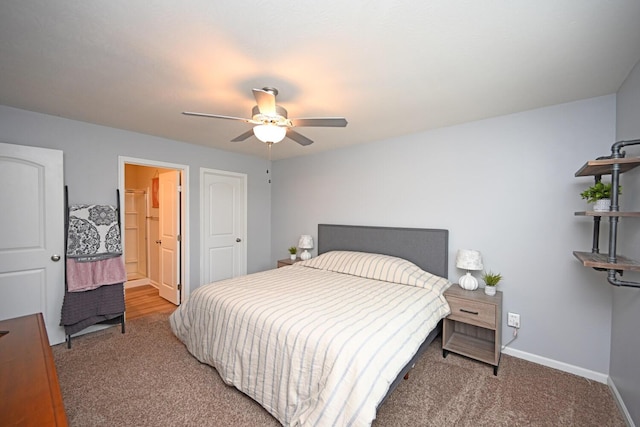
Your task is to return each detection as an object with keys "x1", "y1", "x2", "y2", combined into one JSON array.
[
  {"x1": 501, "y1": 347, "x2": 608, "y2": 384},
  {"x1": 124, "y1": 278, "x2": 151, "y2": 289},
  {"x1": 608, "y1": 377, "x2": 636, "y2": 427}
]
